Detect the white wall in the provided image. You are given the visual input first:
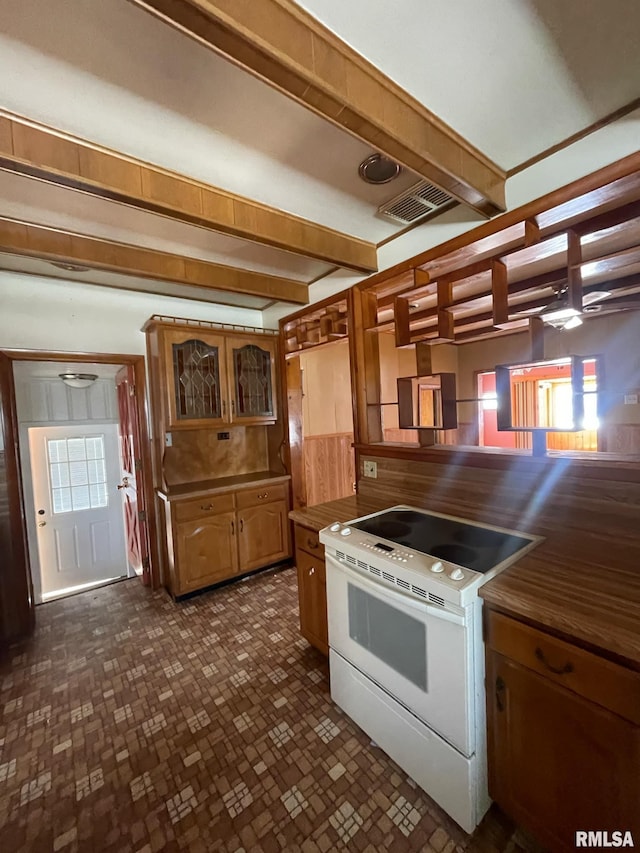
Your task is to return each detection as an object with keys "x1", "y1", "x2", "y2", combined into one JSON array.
[{"x1": 0, "y1": 272, "x2": 264, "y2": 355}]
